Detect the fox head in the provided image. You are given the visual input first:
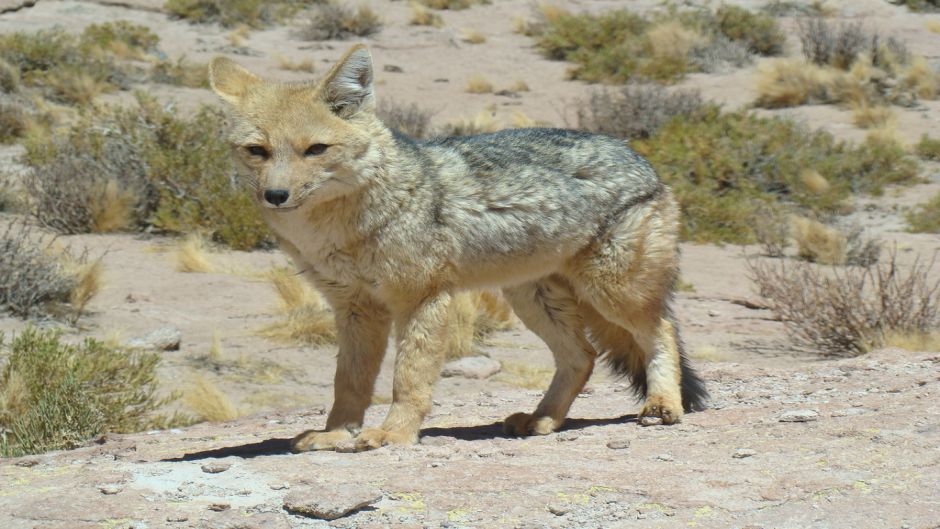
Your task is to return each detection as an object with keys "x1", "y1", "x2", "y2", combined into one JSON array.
[{"x1": 208, "y1": 45, "x2": 386, "y2": 211}]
